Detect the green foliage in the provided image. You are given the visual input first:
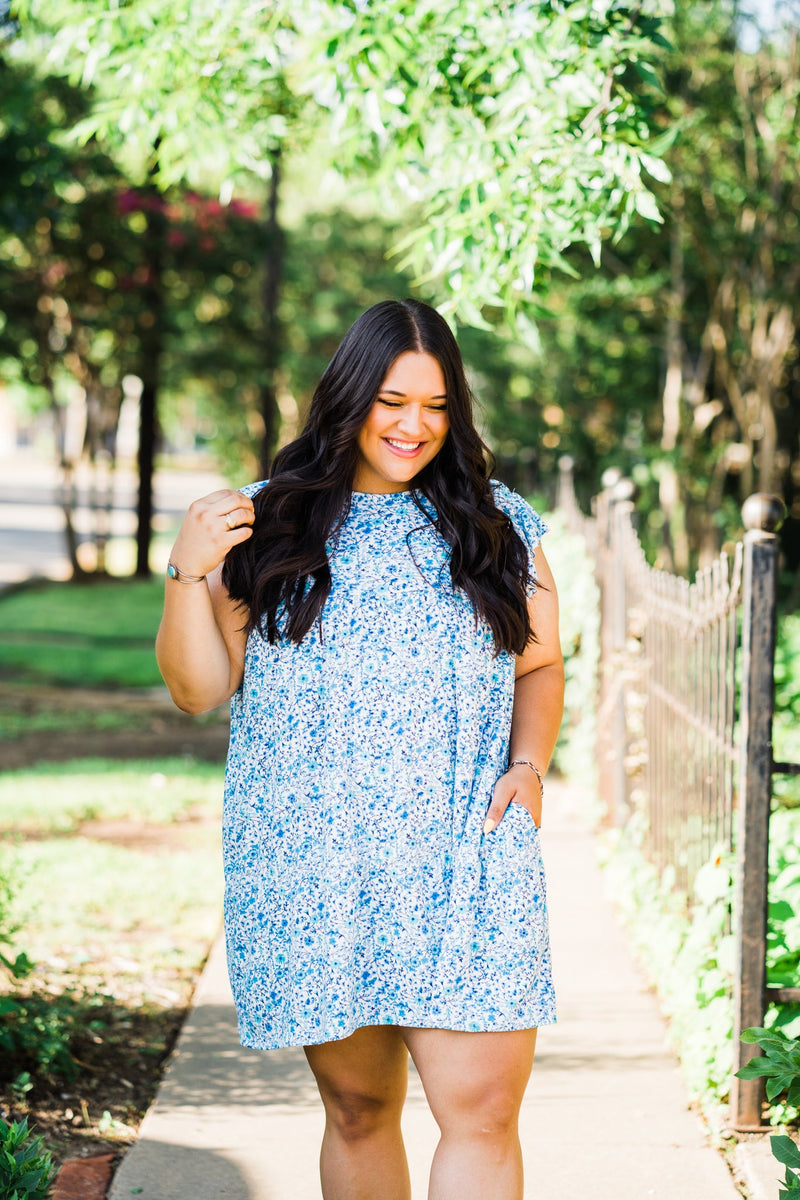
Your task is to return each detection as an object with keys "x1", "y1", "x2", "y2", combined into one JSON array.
[
  {"x1": 0, "y1": 579, "x2": 164, "y2": 688},
  {"x1": 14, "y1": 0, "x2": 302, "y2": 187},
  {"x1": 768, "y1": 810, "x2": 800, "y2": 1022},
  {"x1": 737, "y1": 1028, "x2": 800, "y2": 1106},
  {"x1": 15, "y1": 0, "x2": 669, "y2": 330},
  {"x1": 601, "y1": 803, "x2": 800, "y2": 1120},
  {"x1": 0, "y1": 995, "x2": 78, "y2": 1082},
  {"x1": 508, "y1": 0, "x2": 800, "y2": 561},
  {"x1": 0, "y1": 1117, "x2": 57, "y2": 1200},
  {"x1": 601, "y1": 815, "x2": 737, "y2": 1111},
  {"x1": 771, "y1": 1135, "x2": 800, "y2": 1200},
  {"x1": 0, "y1": 853, "x2": 32, "y2": 984},
  {"x1": 543, "y1": 511, "x2": 600, "y2": 791},
  {"x1": 736, "y1": 1030, "x2": 800, "y2": 1197},
  {"x1": 0, "y1": 849, "x2": 75, "y2": 1083},
  {"x1": 302, "y1": 0, "x2": 670, "y2": 328},
  {"x1": 774, "y1": 615, "x2": 800, "y2": 808}
]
